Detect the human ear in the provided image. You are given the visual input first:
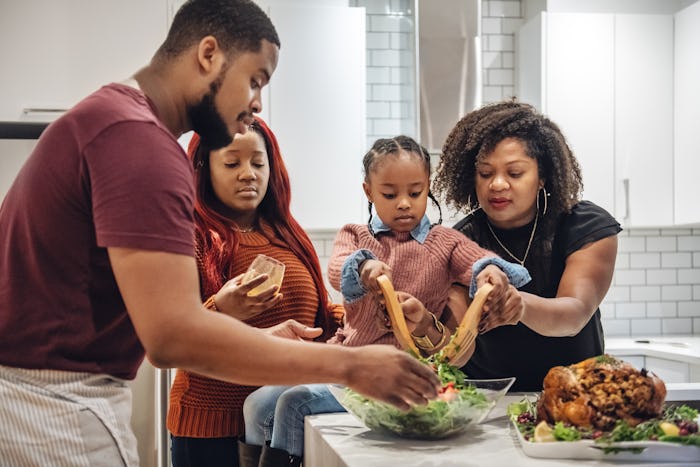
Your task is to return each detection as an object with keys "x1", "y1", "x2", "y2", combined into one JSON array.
[
  {"x1": 196, "y1": 35, "x2": 223, "y2": 74},
  {"x1": 362, "y1": 181, "x2": 372, "y2": 202}
]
